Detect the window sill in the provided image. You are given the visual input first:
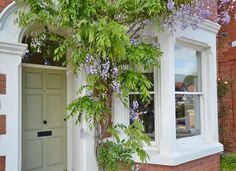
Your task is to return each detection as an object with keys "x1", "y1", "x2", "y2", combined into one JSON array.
[{"x1": 134, "y1": 141, "x2": 223, "y2": 166}]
